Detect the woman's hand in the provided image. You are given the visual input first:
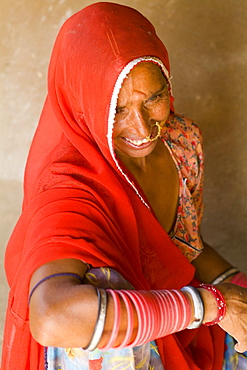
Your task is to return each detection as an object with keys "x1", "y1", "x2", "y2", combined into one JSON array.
[{"x1": 217, "y1": 283, "x2": 247, "y2": 353}]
